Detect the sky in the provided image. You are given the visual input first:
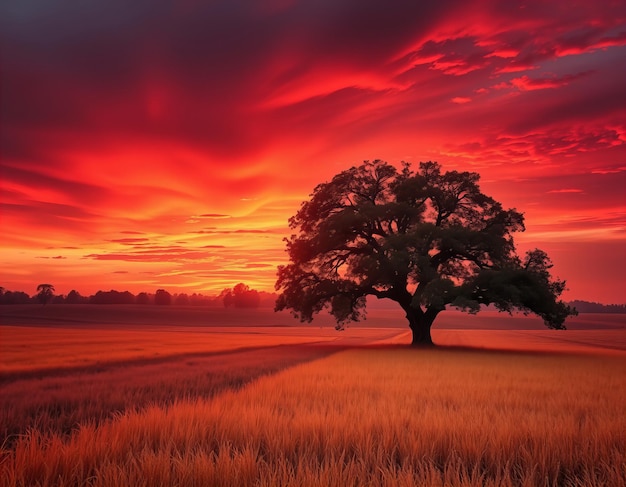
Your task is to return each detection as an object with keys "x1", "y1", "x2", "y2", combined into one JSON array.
[{"x1": 1, "y1": 0, "x2": 625, "y2": 303}]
